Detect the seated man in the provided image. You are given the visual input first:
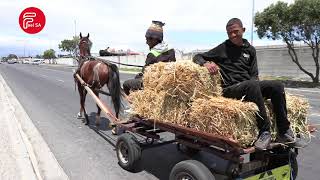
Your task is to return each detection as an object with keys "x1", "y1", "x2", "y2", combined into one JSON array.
[
  {"x1": 123, "y1": 20, "x2": 176, "y2": 95},
  {"x1": 193, "y1": 18, "x2": 295, "y2": 150}
]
